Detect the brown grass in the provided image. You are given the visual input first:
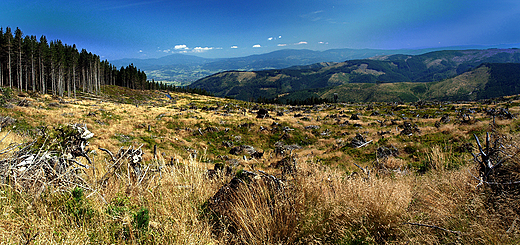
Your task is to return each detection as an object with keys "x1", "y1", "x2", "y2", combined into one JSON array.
[{"x1": 0, "y1": 88, "x2": 519, "y2": 244}]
